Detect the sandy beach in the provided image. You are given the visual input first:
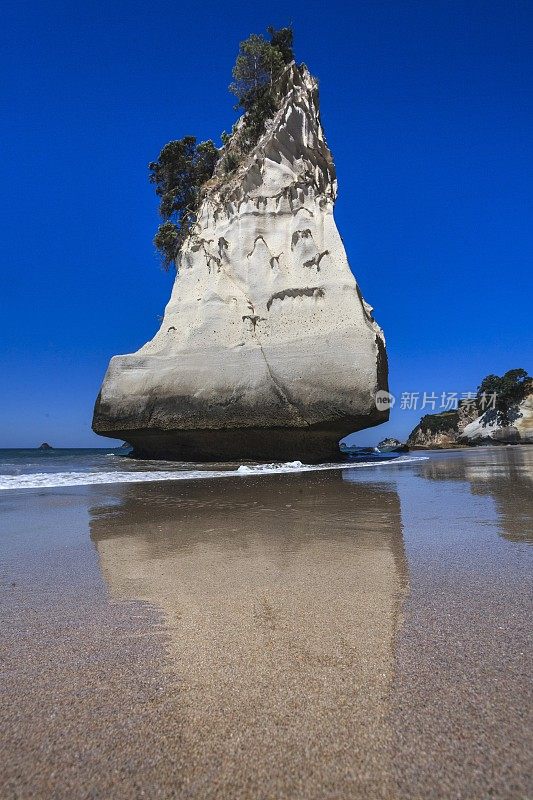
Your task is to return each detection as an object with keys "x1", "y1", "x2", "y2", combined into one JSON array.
[
  {"x1": 1, "y1": 447, "x2": 532, "y2": 799},
  {"x1": 3, "y1": 3, "x2": 532, "y2": 797}
]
